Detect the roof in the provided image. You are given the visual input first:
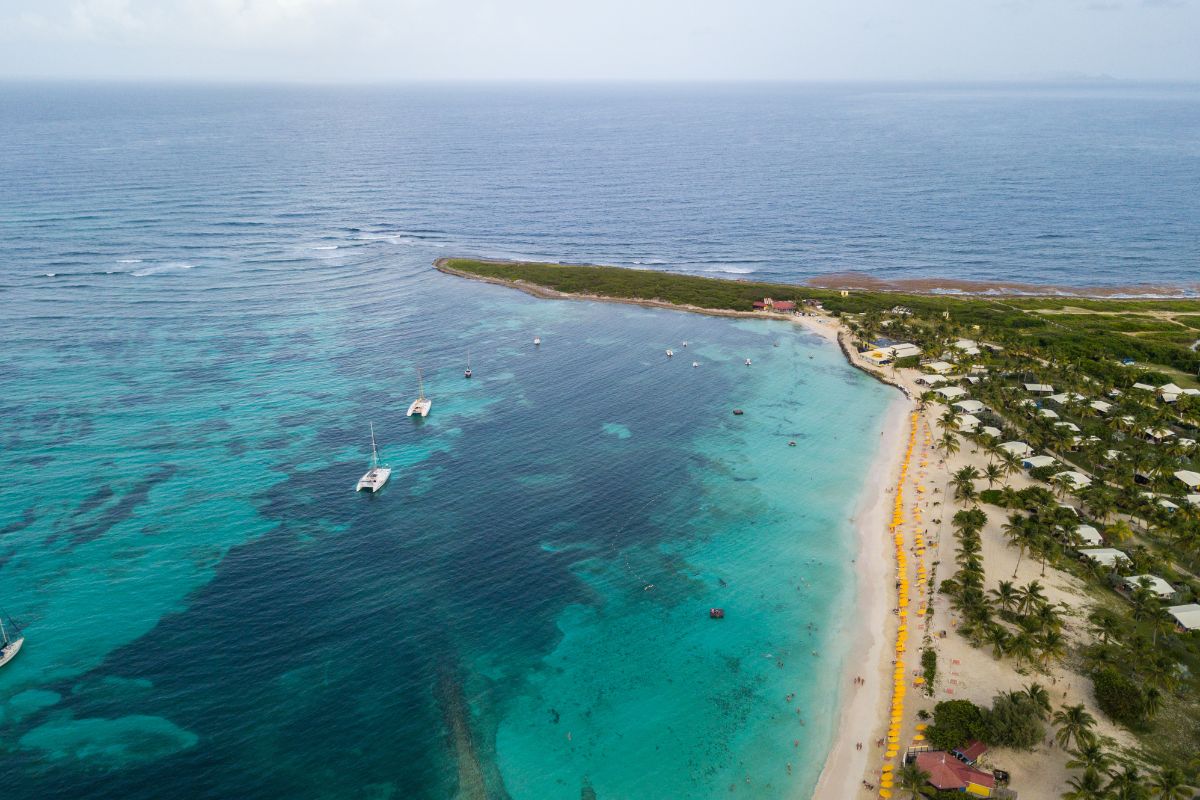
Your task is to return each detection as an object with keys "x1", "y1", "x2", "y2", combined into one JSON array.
[
  {"x1": 981, "y1": 426, "x2": 1002, "y2": 439},
  {"x1": 1049, "y1": 392, "x2": 1086, "y2": 404},
  {"x1": 1090, "y1": 400, "x2": 1113, "y2": 413},
  {"x1": 1074, "y1": 525, "x2": 1103, "y2": 546},
  {"x1": 1175, "y1": 470, "x2": 1200, "y2": 490},
  {"x1": 1189, "y1": 494, "x2": 1200, "y2": 507},
  {"x1": 1132, "y1": 382, "x2": 1155, "y2": 391},
  {"x1": 772, "y1": 300, "x2": 796, "y2": 311},
  {"x1": 1025, "y1": 383, "x2": 1054, "y2": 392},
  {"x1": 1055, "y1": 421, "x2": 1081, "y2": 432},
  {"x1": 935, "y1": 386, "x2": 968, "y2": 399},
  {"x1": 1024, "y1": 455, "x2": 1057, "y2": 469},
  {"x1": 953, "y1": 400, "x2": 985, "y2": 414},
  {"x1": 1159, "y1": 383, "x2": 1183, "y2": 394},
  {"x1": 1146, "y1": 428, "x2": 1175, "y2": 440},
  {"x1": 914, "y1": 751, "x2": 997, "y2": 791},
  {"x1": 1038, "y1": 408, "x2": 1060, "y2": 419},
  {"x1": 1080, "y1": 547, "x2": 1130, "y2": 566},
  {"x1": 1122, "y1": 575, "x2": 1174, "y2": 598},
  {"x1": 1055, "y1": 470, "x2": 1092, "y2": 489},
  {"x1": 958, "y1": 414, "x2": 981, "y2": 430},
  {"x1": 999, "y1": 441, "x2": 1033, "y2": 457},
  {"x1": 955, "y1": 740, "x2": 988, "y2": 763},
  {"x1": 925, "y1": 361, "x2": 954, "y2": 374},
  {"x1": 1168, "y1": 604, "x2": 1200, "y2": 631}
]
